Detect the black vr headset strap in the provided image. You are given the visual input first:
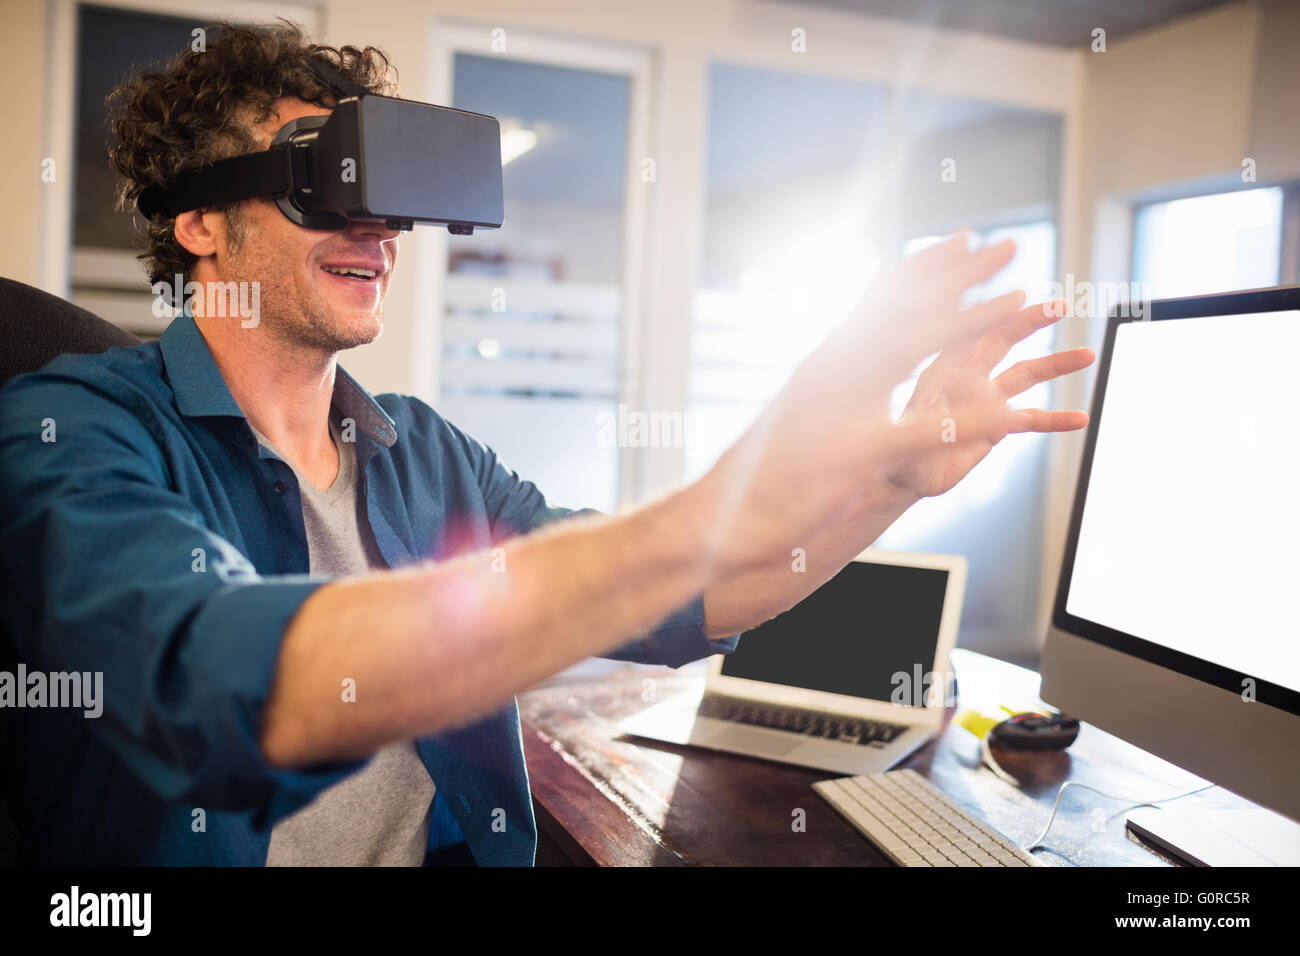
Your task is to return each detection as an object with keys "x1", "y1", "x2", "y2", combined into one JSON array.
[
  {"x1": 136, "y1": 147, "x2": 294, "y2": 220},
  {"x1": 136, "y1": 59, "x2": 368, "y2": 221},
  {"x1": 307, "y1": 58, "x2": 371, "y2": 99}
]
